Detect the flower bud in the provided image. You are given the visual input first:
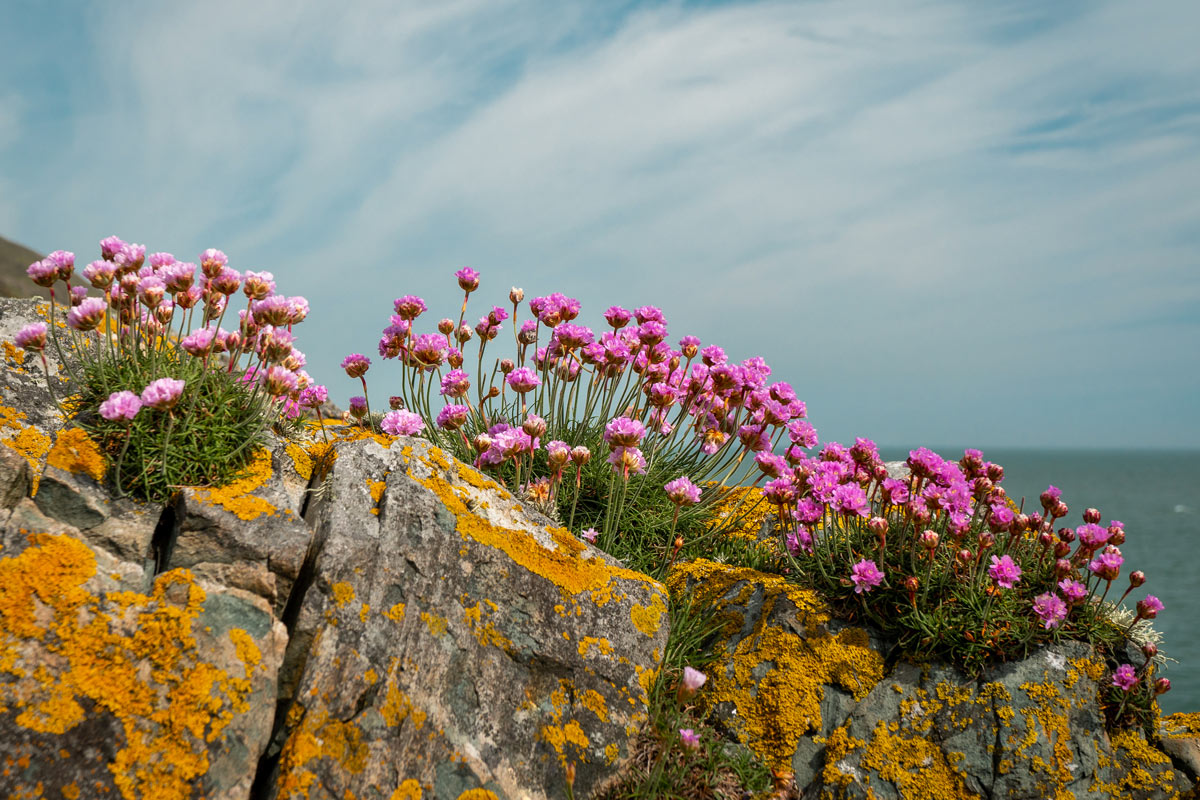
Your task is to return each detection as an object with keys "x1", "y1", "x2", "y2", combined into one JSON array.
[
  {"x1": 986, "y1": 463, "x2": 1004, "y2": 482},
  {"x1": 1108, "y1": 527, "x2": 1126, "y2": 546},
  {"x1": 1014, "y1": 513, "x2": 1030, "y2": 533},
  {"x1": 1083, "y1": 508, "x2": 1101, "y2": 524},
  {"x1": 1029, "y1": 512, "x2": 1045, "y2": 530},
  {"x1": 447, "y1": 349, "x2": 464, "y2": 369},
  {"x1": 486, "y1": 386, "x2": 500, "y2": 399},
  {"x1": 522, "y1": 414, "x2": 547, "y2": 439},
  {"x1": 977, "y1": 531, "x2": 995, "y2": 550},
  {"x1": 1054, "y1": 558, "x2": 1072, "y2": 578},
  {"x1": 972, "y1": 477, "x2": 993, "y2": 499},
  {"x1": 1141, "y1": 642, "x2": 1158, "y2": 660},
  {"x1": 957, "y1": 549, "x2": 973, "y2": 564},
  {"x1": 473, "y1": 433, "x2": 492, "y2": 453},
  {"x1": 1057, "y1": 527, "x2": 1075, "y2": 544},
  {"x1": 1155, "y1": 678, "x2": 1171, "y2": 695},
  {"x1": 910, "y1": 504, "x2": 931, "y2": 526},
  {"x1": 1038, "y1": 531, "x2": 1054, "y2": 549},
  {"x1": 500, "y1": 359, "x2": 515, "y2": 374},
  {"x1": 389, "y1": 396, "x2": 405, "y2": 410},
  {"x1": 438, "y1": 318, "x2": 455, "y2": 335},
  {"x1": 867, "y1": 517, "x2": 888, "y2": 537},
  {"x1": 919, "y1": 530, "x2": 939, "y2": 551},
  {"x1": 456, "y1": 323, "x2": 474, "y2": 343},
  {"x1": 1053, "y1": 540, "x2": 1071, "y2": 559},
  {"x1": 1129, "y1": 570, "x2": 1145, "y2": 588},
  {"x1": 1051, "y1": 501, "x2": 1069, "y2": 519},
  {"x1": 509, "y1": 287, "x2": 524, "y2": 304},
  {"x1": 570, "y1": 446, "x2": 591, "y2": 466}
]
